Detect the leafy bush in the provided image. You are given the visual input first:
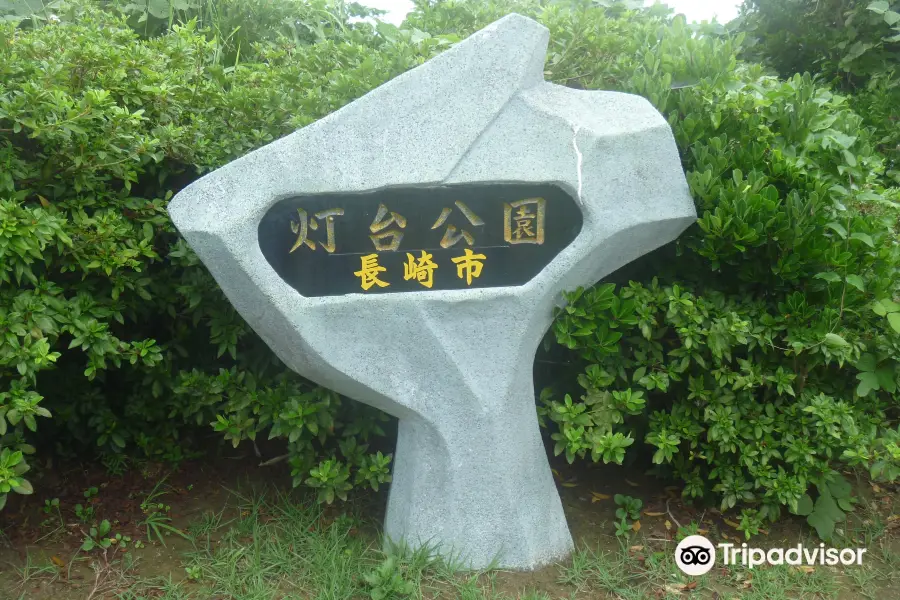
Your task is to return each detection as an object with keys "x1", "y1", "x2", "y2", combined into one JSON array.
[
  {"x1": 738, "y1": 0, "x2": 900, "y2": 179},
  {"x1": 411, "y1": 0, "x2": 900, "y2": 531},
  {"x1": 1, "y1": 0, "x2": 898, "y2": 537},
  {"x1": 532, "y1": 1, "x2": 897, "y2": 531},
  {"x1": 362, "y1": 556, "x2": 416, "y2": 600},
  {"x1": 0, "y1": 0, "x2": 453, "y2": 508},
  {"x1": 613, "y1": 493, "x2": 643, "y2": 537}
]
